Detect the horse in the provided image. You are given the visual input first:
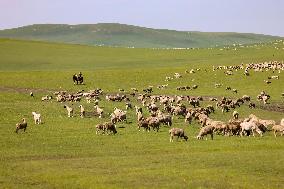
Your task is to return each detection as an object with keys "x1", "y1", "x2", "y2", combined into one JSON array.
[{"x1": 73, "y1": 74, "x2": 84, "y2": 84}]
